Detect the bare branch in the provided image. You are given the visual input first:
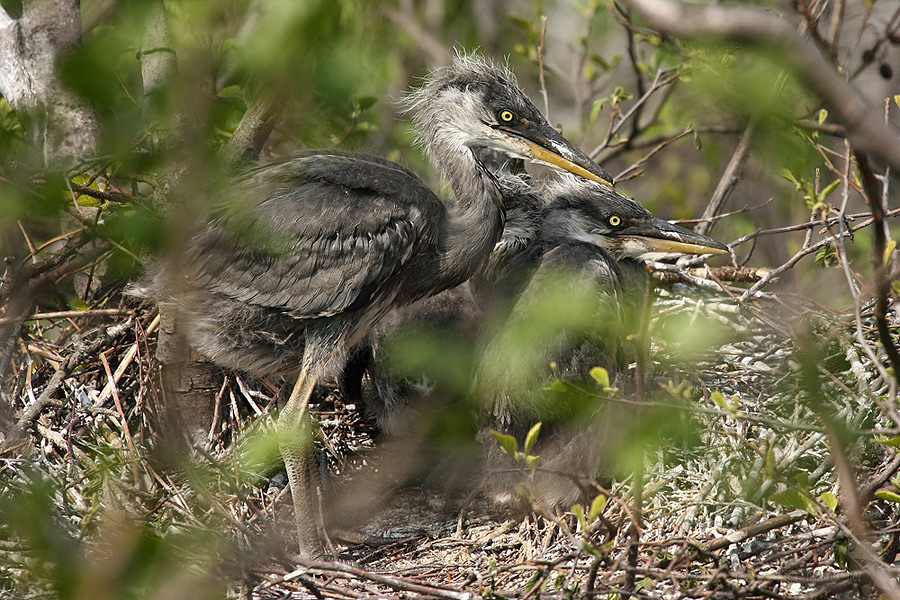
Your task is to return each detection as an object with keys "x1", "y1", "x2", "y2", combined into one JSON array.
[
  {"x1": 222, "y1": 95, "x2": 279, "y2": 171},
  {"x1": 622, "y1": 0, "x2": 900, "y2": 173},
  {"x1": 139, "y1": 0, "x2": 177, "y2": 103},
  {"x1": 695, "y1": 120, "x2": 754, "y2": 236}
]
